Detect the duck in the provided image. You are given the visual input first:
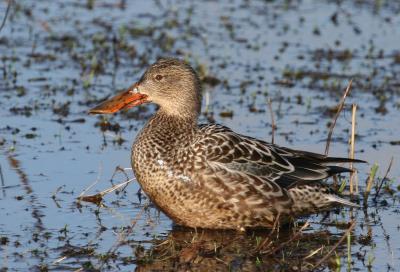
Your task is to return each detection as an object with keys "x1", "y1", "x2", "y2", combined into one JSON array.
[{"x1": 90, "y1": 58, "x2": 363, "y2": 230}]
